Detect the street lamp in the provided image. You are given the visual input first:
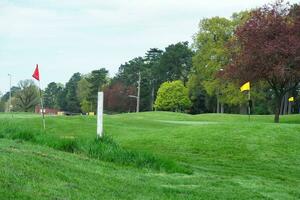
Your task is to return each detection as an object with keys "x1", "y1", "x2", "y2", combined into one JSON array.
[
  {"x1": 8, "y1": 74, "x2": 12, "y2": 113},
  {"x1": 217, "y1": 68, "x2": 224, "y2": 113}
]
